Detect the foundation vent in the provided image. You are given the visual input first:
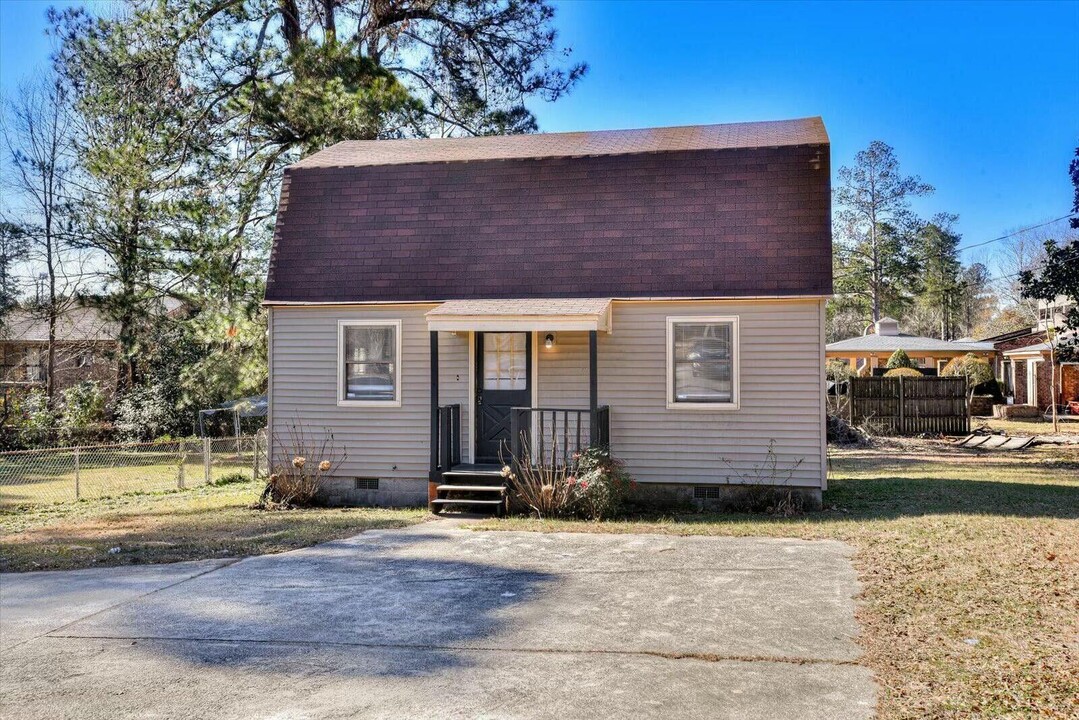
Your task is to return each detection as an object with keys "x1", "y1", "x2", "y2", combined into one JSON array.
[
  {"x1": 693, "y1": 486, "x2": 722, "y2": 500},
  {"x1": 354, "y1": 477, "x2": 380, "y2": 491}
]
